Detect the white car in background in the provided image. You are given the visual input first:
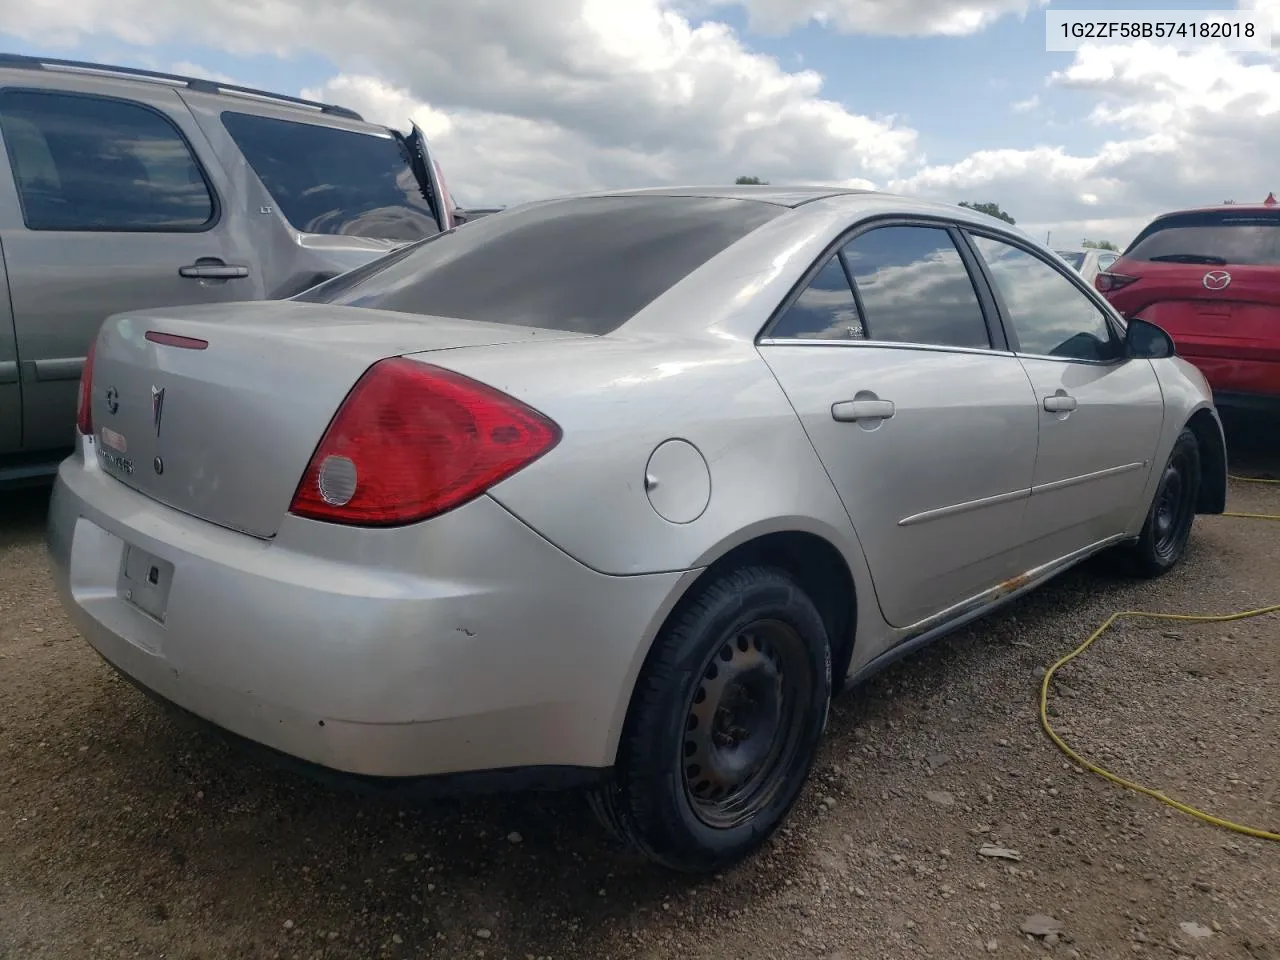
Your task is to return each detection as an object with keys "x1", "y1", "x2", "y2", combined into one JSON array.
[{"x1": 1055, "y1": 247, "x2": 1119, "y2": 285}]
